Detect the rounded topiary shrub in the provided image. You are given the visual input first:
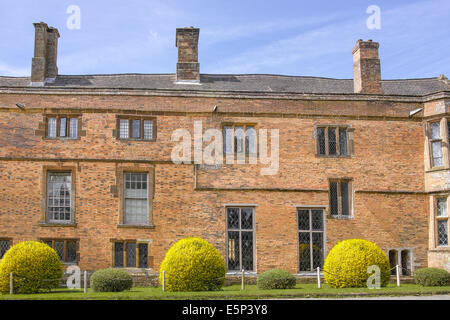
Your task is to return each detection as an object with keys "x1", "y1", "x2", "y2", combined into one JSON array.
[
  {"x1": 159, "y1": 237, "x2": 226, "y2": 292},
  {"x1": 0, "y1": 241, "x2": 63, "y2": 294},
  {"x1": 323, "y1": 239, "x2": 390, "y2": 288},
  {"x1": 414, "y1": 268, "x2": 450, "y2": 287},
  {"x1": 90, "y1": 268, "x2": 133, "y2": 292},
  {"x1": 257, "y1": 269, "x2": 296, "y2": 290}
]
